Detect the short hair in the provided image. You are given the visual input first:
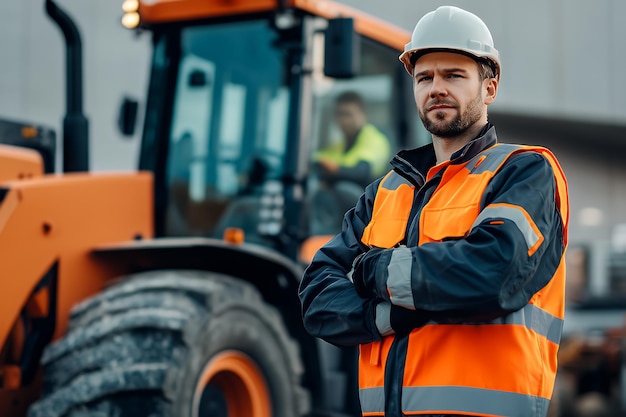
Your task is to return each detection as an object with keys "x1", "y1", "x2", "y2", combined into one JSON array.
[
  {"x1": 476, "y1": 58, "x2": 497, "y2": 81},
  {"x1": 335, "y1": 91, "x2": 366, "y2": 110}
]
